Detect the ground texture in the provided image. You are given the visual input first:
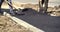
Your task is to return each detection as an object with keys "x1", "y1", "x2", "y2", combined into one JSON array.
[{"x1": 0, "y1": 15, "x2": 32, "y2": 32}]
